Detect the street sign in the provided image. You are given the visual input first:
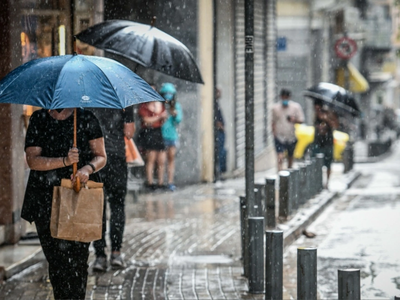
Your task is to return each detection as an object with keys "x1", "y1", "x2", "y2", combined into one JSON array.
[{"x1": 334, "y1": 37, "x2": 357, "y2": 60}]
